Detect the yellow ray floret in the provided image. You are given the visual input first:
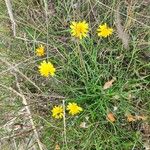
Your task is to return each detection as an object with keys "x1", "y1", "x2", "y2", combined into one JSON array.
[
  {"x1": 51, "y1": 106, "x2": 63, "y2": 119},
  {"x1": 97, "y1": 23, "x2": 113, "y2": 38},
  {"x1": 67, "y1": 102, "x2": 83, "y2": 115},
  {"x1": 70, "y1": 21, "x2": 89, "y2": 39},
  {"x1": 38, "y1": 60, "x2": 56, "y2": 77},
  {"x1": 36, "y1": 45, "x2": 45, "y2": 56}
]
